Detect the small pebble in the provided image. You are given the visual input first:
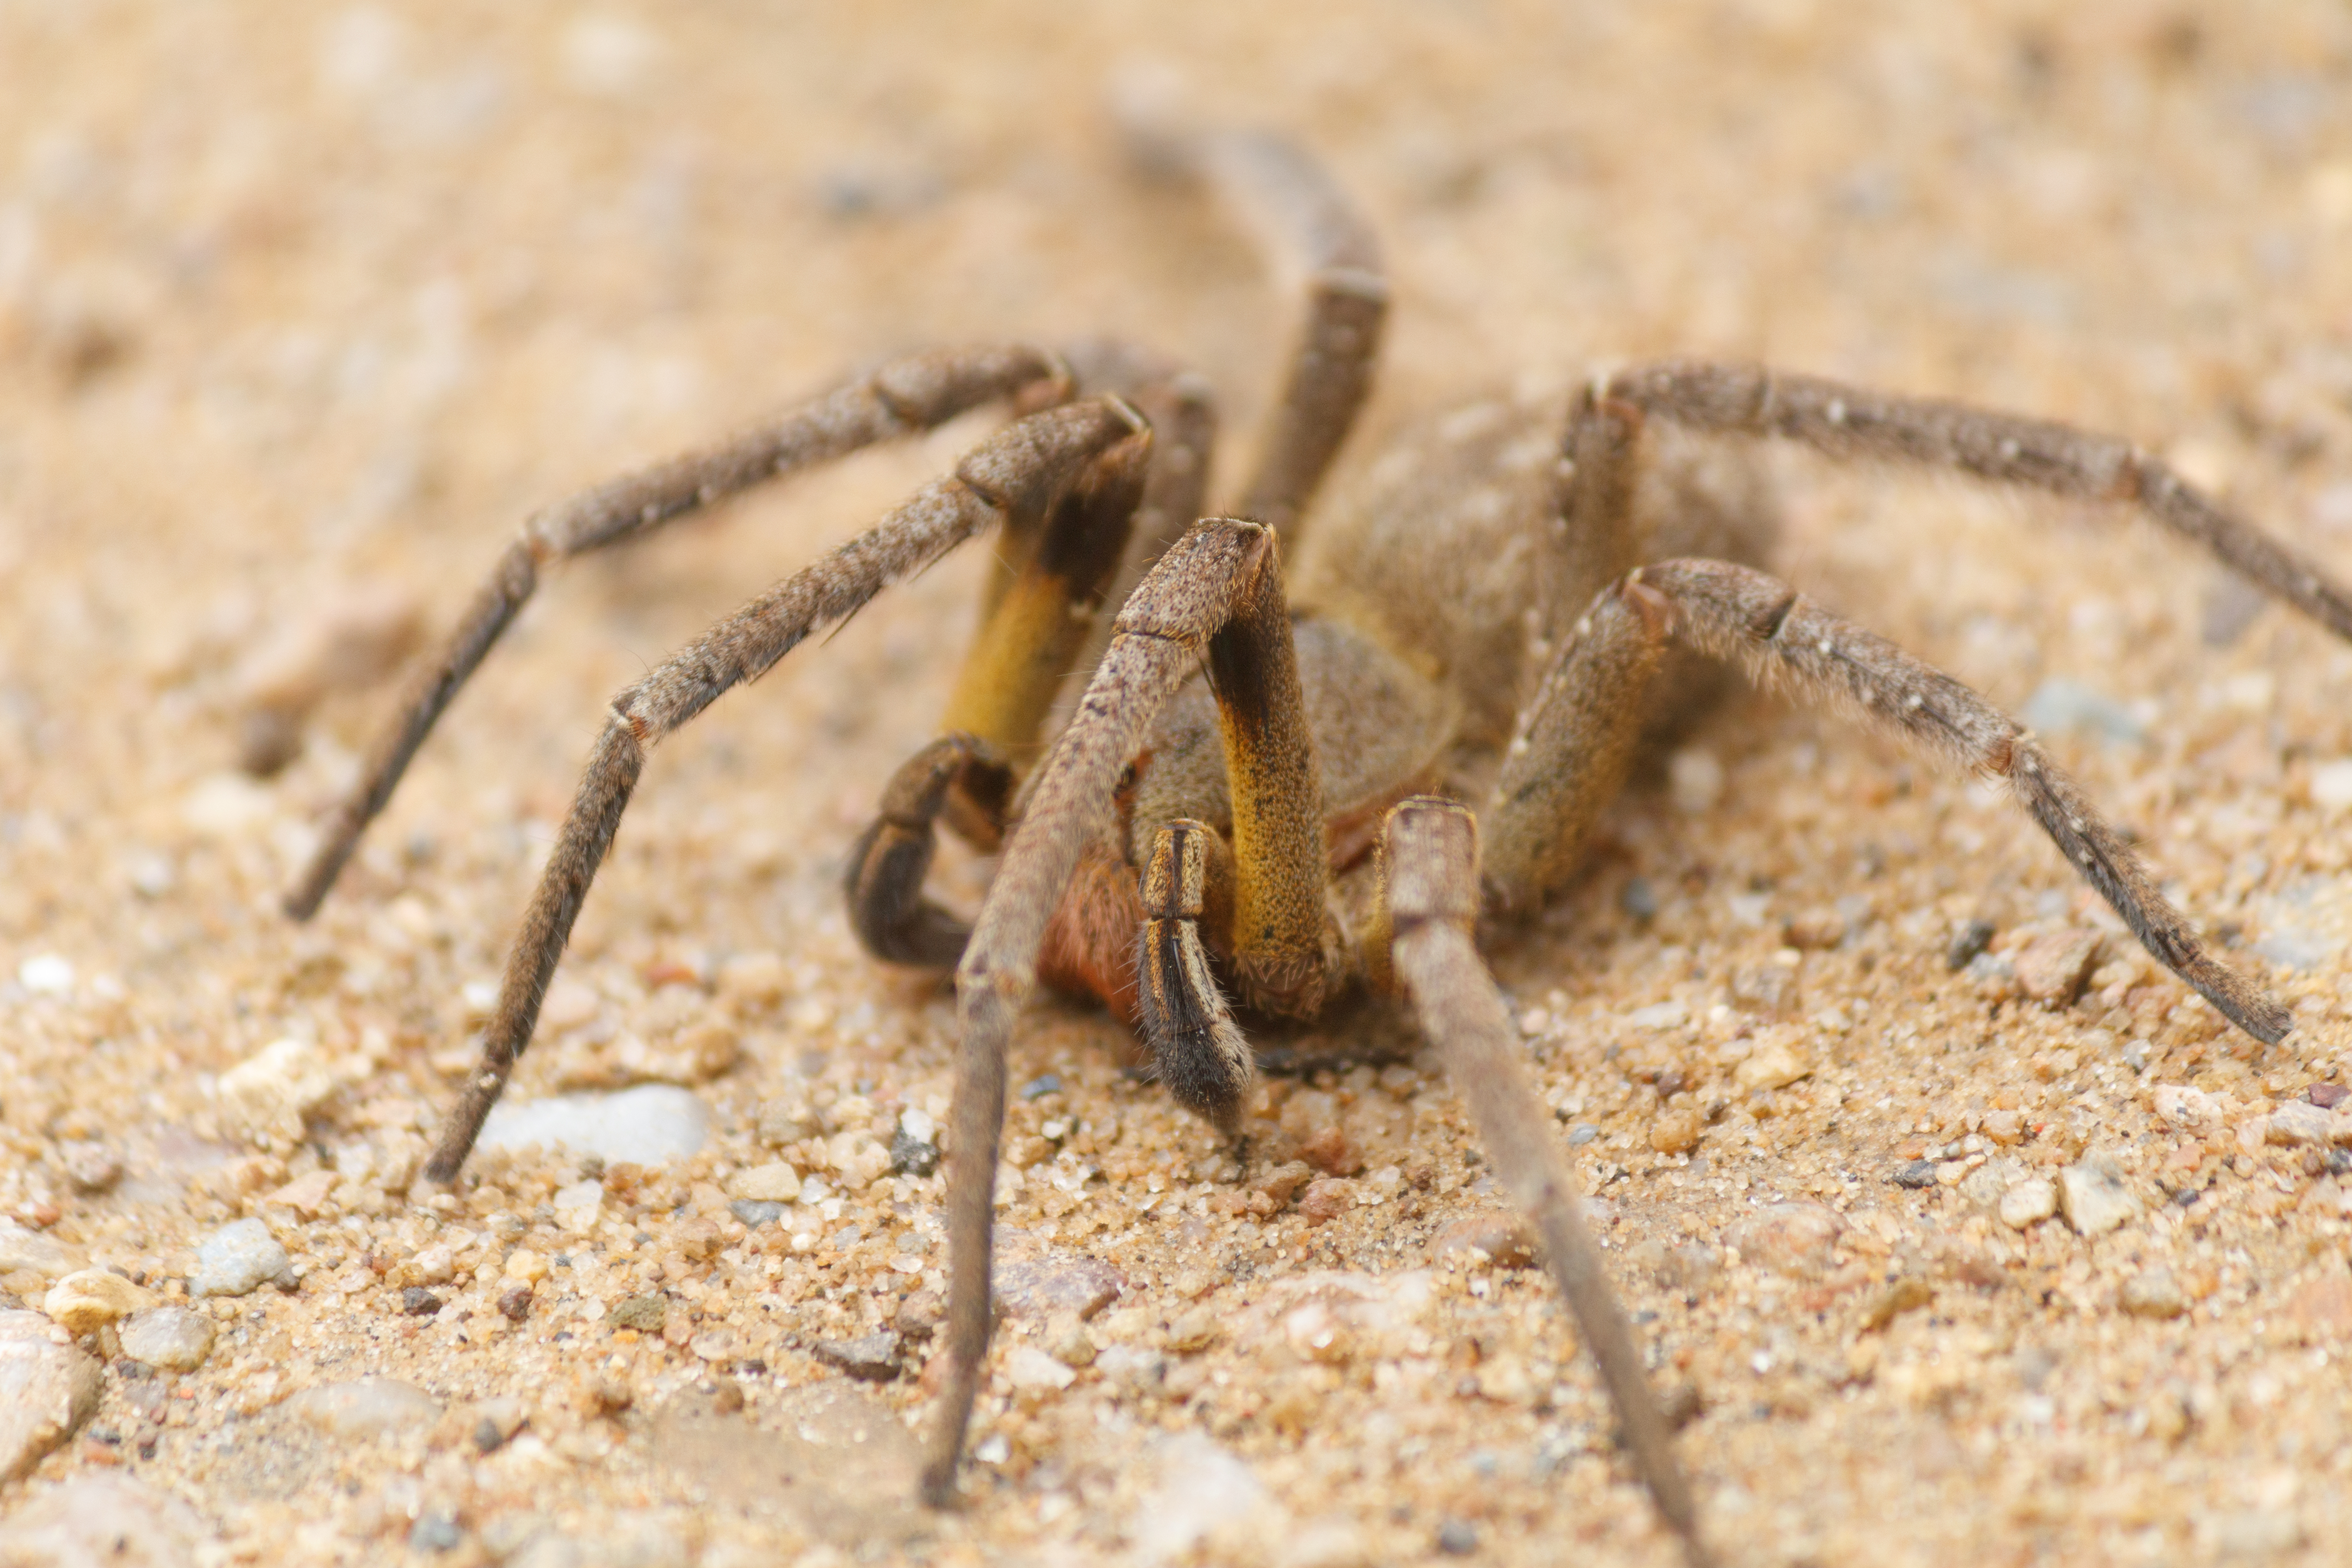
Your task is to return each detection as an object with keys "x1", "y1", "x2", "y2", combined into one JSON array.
[
  {"x1": 2013, "y1": 929, "x2": 2101, "y2": 1005},
  {"x1": 1298, "y1": 1178, "x2": 1354, "y2": 1225},
  {"x1": 1862, "y1": 1276, "x2": 1934, "y2": 1331},
  {"x1": 2000, "y1": 1178, "x2": 2059, "y2": 1230},
  {"x1": 215, "y1": 1038, "x2": 340, "y2": 1148},
  {"x1": 1889, "y1": 1159, "x2": 1938, "y2": 1189},
  {"x1": 57, "y1": 1142, "x2": 122, "y2": 1195},
  {"x1": 1619, "y1": 877, "x2": 1659, "y2": 920},
  {"x1": 889, "y1": 1122, "x2": 940, "y2": 1177},
  {"x1": 729, "y1": 1200, "x2": 786, "y2": 1228},
  {"x1": 496, "y1": 1287, "x2": 534, "y2": 1322},
  {"x1": 1252, "y1": 1161, "x2": 1314, "y2": 1206},
  {"x1": 1020, "y1": 1073, "x2": 1063, "y2": 1101},
  {"x1": 407, "y1": 1509, "x2": 464, "y2": 1554},
  {"x1": 1003, "y1": 1344, "x2": 1076, "y2": 1394},
  {"x1": 1566, "y1": 1122, "x2": 1601, "y2": 1146},
  {"x1": 42, "y1": 1269, "x2": 152, "y2": 1336},
  {"x1": 1945, "y1": 919, "x2": 1996, "y2": 971},
  {"x1": 813, "y1": 1332, "x2": 904, "y2": 1382},
  {"x1": 2119, "y1": 1266, "x2": 2189, "y2": 1320},
  {"x1": 1650, "y1": 1107, "x2": 1702, "y2": 1155},
  {"x1": 400, "y1": 1287, "x2": 444, "y2": 1316},
  {"x1": 993, "y1": 1251, "x2": 1124, "y2": 1321},
  {"x1": 1734, "y1": 1039, "x2": 1810, "y2": 1093},
  {"x1": 1432, "y1": 1211, "x2": 1537, "y2": 1269},
  {"x1": 1725, "y1": 1202, "x2": 1844, "y2": 1278},
  {"x1": 286, "y1": 1377, "x2": 440, "y2": 1441},
  {"x1": 477, "y1": 1084, "x2": 712, "y2": 1165},
  {"x1": 1166, "y1": 1309, "x2": 1220, "y2": 1353},
  {"x1": 2056, "y1": 1154, "x2": 2139, "y2": 1237},
  {"x1": 1437, "y1": 1518, "x2": 1479, "y2": 1555},
  {"x1": 188, "y1": 1219, "x2": 292, "y2": 1299},
  {"x1": 610, "y1": 1294, "x2": 668, "y2": 1332},
  {"x1": 116, "y1": 1307, "x2": 214, "y2": 1372},
  {"x1": 2310, "y1": 1083, "x2": 2350, "y2": 1111},
  {"x1": 727, "y1": 1161, "x2": 802, "y2": 1203},
  {"x1": 2265, "y1": 1101, "x2": 2337, "y2": 1146},
  {"x1": 16, "y1": 955, "x2": 75, "y2": 996}
]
